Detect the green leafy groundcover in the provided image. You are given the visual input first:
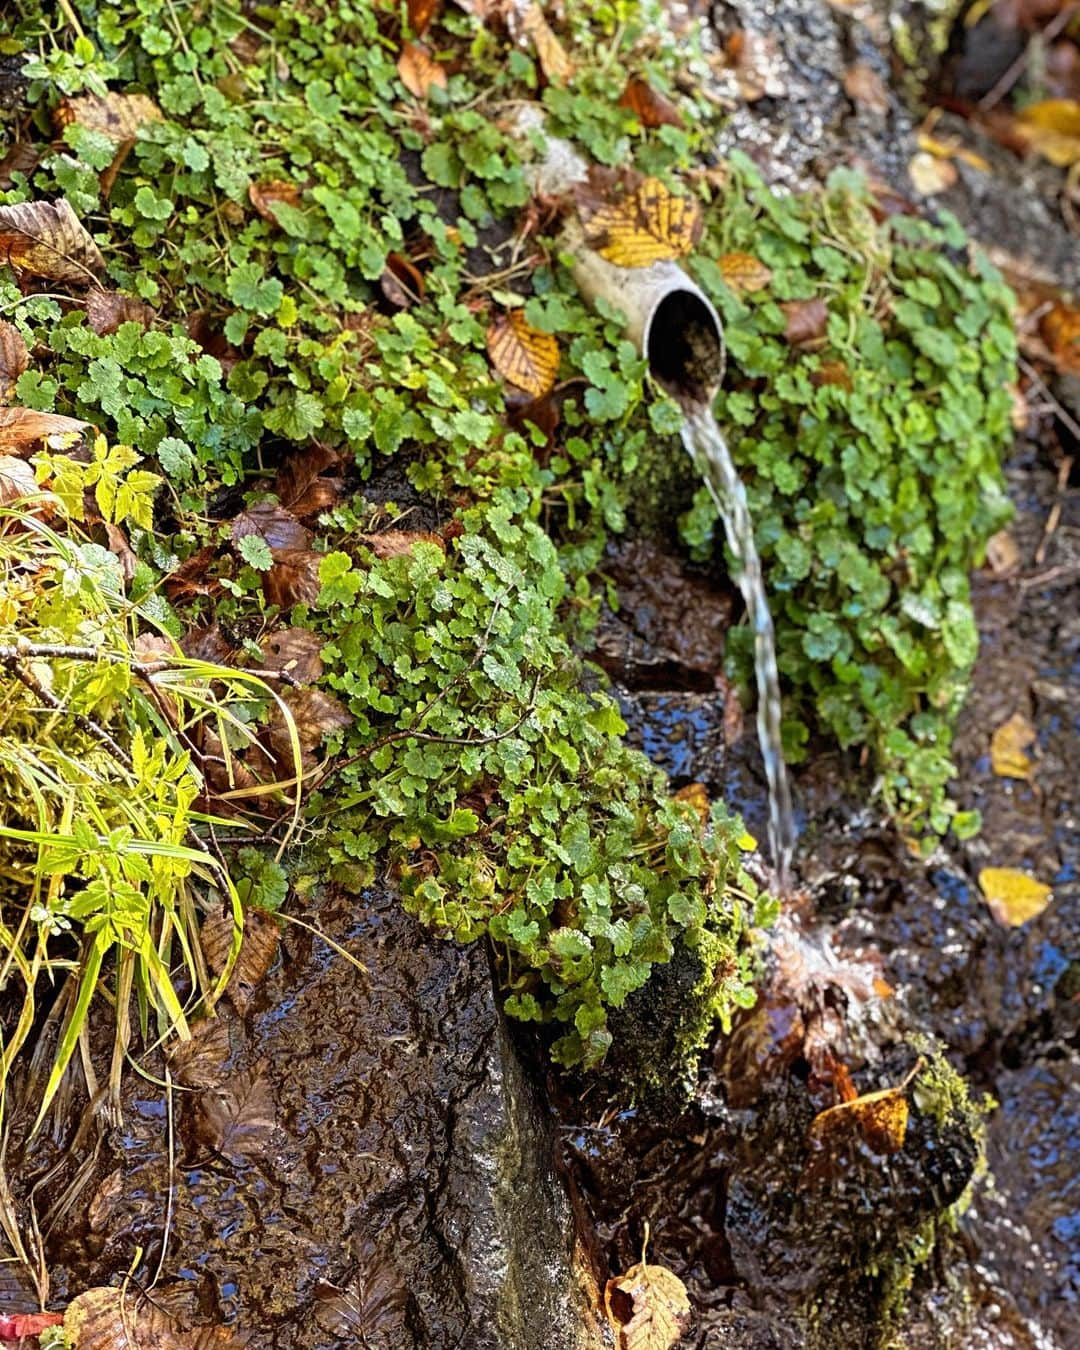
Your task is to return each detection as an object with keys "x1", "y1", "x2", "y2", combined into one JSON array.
[{"x1": 1, "y1": 0, "x2": 1014, "y2": 1068}]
